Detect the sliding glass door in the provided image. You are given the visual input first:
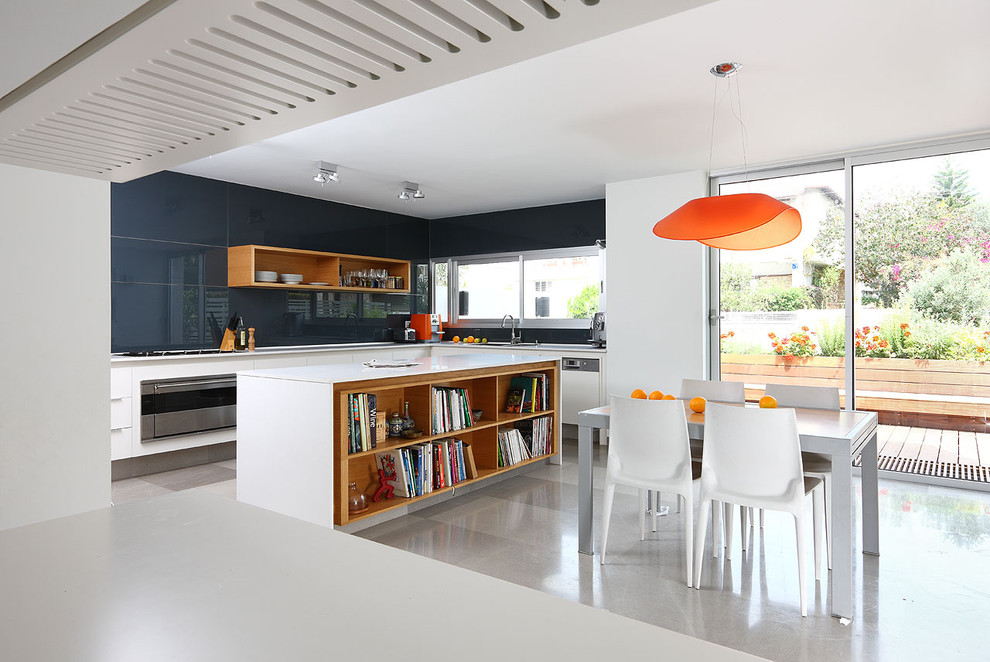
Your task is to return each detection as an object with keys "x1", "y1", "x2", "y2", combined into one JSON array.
[{"x1": 713, "y1": 142, "x2": 990, "y2": 483}]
